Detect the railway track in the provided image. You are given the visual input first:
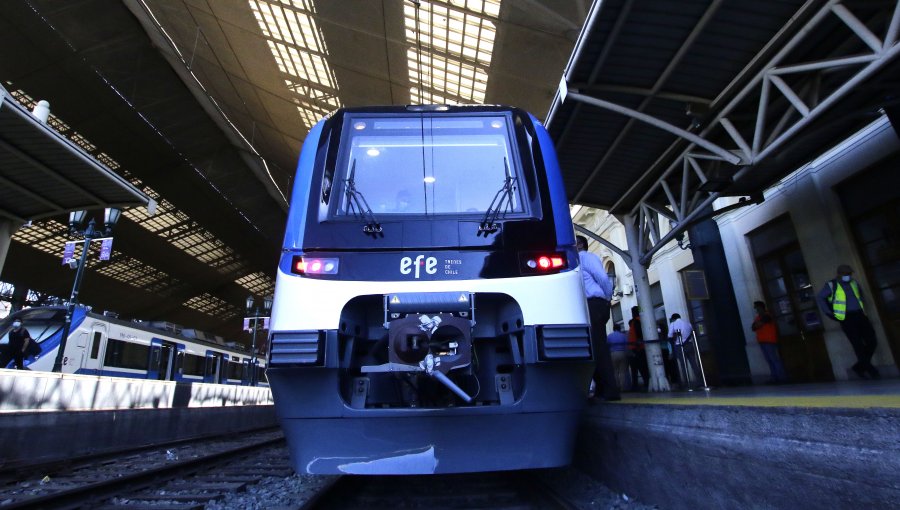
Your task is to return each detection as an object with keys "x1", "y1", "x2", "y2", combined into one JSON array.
[
  {"x1": 303, "y1": 472, "x2": 583, "y2": 510},
  {"x1": 1, "y1": 429, "x2": 635, "y2": 509},
  {"x1": 0, "y1": 429, "x2": 291, "y2": 509}
]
